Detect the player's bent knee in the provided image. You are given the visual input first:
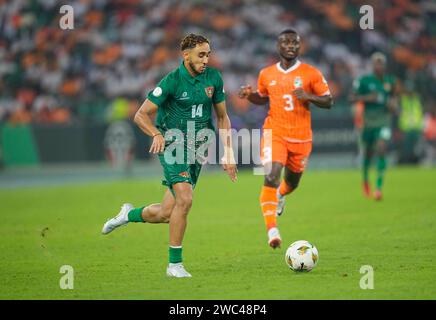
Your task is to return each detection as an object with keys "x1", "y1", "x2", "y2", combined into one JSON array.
[
  {"x1": 264, "y1": 173, "x2": 280, "y2": 187},
  {"x1": 160, "y1": 206, "x2": 173, "y2": 222},
  {"x1": 285, "y1": 178, "x2": 299, "y2": 190},
  {"x1": 161, "y1": 212, "x2": 171, "y2": 223},
  {"x1": 175, "y1": 194, "x2": 193, "y2": 212}
]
